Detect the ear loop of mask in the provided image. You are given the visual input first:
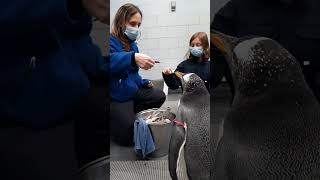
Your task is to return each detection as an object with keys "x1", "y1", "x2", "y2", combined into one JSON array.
[
  {"x1": 123, "y1": 9, "x2": 142, "y2": 41},
  {"x1": 204, "y1": 47, "x2": 210, "y2": 60}
]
